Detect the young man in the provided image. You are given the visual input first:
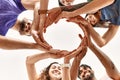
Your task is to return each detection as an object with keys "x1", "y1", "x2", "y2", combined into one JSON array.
[
  {"x1": 0, "y1": 0, "x2": 76, "y2": 50},
  {"x1": 0, "y1": 0, "x2": 52, "y2": 50}
]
